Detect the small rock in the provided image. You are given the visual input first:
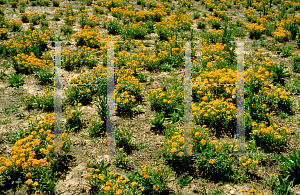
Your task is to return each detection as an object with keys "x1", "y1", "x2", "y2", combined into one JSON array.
[
  {"x1": 36, "y1": 88, "x2": 40, "y2": 91},
  {"x1": 230, "y1": 190, "x2": 235, "y2": 194}
]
